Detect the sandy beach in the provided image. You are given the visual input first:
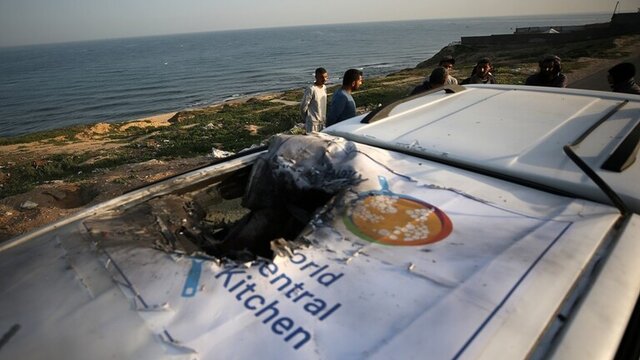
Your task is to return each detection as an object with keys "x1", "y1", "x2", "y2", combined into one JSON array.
[{"x1": 1, "y1": 34, "x2": 639, "y2": 242}]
